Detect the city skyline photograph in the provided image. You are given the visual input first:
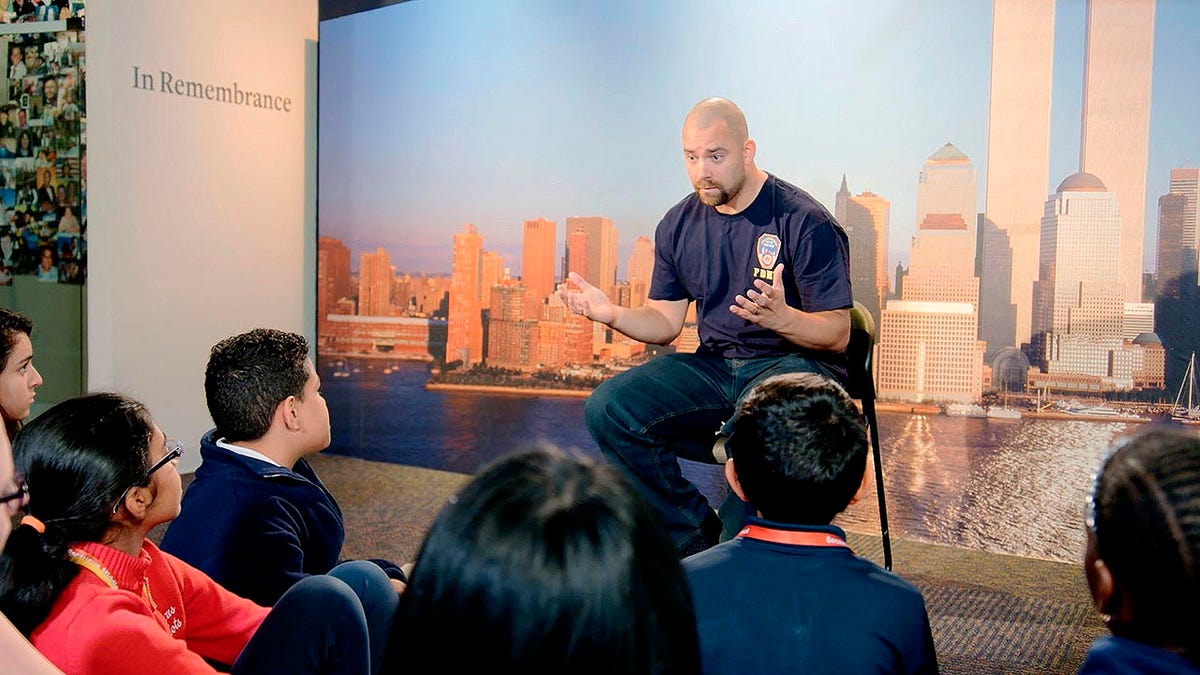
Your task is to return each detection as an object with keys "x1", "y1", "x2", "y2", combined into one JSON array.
[
  {"x1": 315, "y1": 0, "x2": 1200, "y2": 564},
  {"x1": 319, "y1": 0, "x2": 1199, "y2": 280}
]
